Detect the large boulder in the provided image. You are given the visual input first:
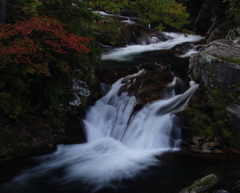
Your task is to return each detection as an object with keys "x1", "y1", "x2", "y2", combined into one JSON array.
[
  {"x1": 179, "y1": 174, "x2": 218, "y2": 193},
  {"x1": 188, "y1": 37, "x2": 240, "y2": 151},
  {"x1": 205, "y1": 21, "x2": 232, "y2": 44},
  {"x1": 189, "y1": 39, "x2": 240, "y2": 92}
]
